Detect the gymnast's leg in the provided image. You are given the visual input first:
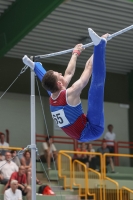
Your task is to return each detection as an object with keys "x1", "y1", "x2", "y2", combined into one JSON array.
[
  {"x1": 22, "y1": 55, "x2": 51, "y2": 96},
  {"x1": 86, "y1": 30, "x2": 108, "y2": 139}
]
